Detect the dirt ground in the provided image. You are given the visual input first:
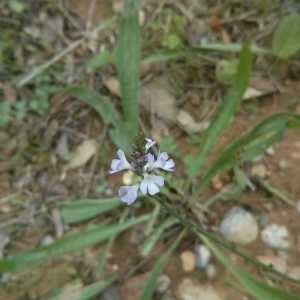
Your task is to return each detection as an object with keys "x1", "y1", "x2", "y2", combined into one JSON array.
[{"x1": 1, "y1": 1, "x2": 300, "y2": 300}]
